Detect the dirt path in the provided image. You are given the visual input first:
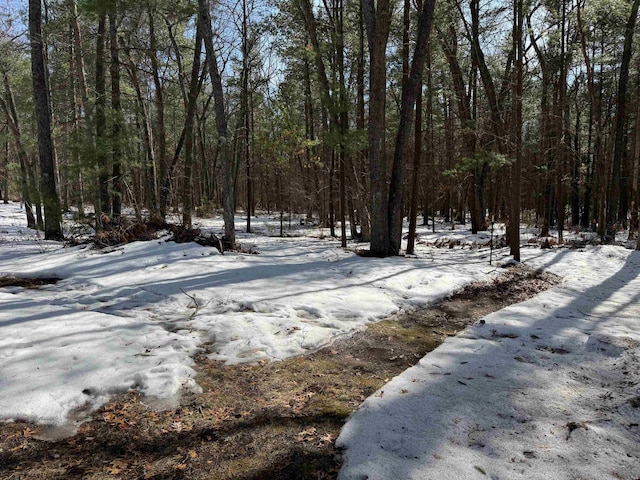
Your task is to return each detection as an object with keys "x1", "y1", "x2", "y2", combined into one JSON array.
[{"x1": 0, "y1": 266, "x2": 558, "y2": 479}]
